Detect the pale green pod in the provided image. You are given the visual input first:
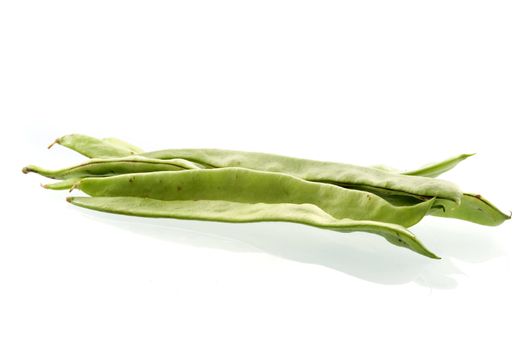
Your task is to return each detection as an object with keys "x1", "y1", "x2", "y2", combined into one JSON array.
[
  {"x1": 101, "y1": 137, "x2": 144, "y2": 154},
  {"x1": 67, "y1": 197, "x2": 439, "y2": 259},
  {"x1": 38, "y1": 135, "x2": 510, "y2": 226},
  {"x1": 431, "y1": 194, "x2": 511, "y2": 226},
  {"x1": 141, "y1": 149, "x2": 462, "y2": 204},
  {"x1": 374, "y1": 154, "x2": 510, "y2": 226},
  {"x1": 42, "y1": 178, "x2": 81, "y2": 190},
  {"x1": 402, "y1": 153, "x2": 475, "y2": 177},
  {"x1": 407, "y1": 155, "x2": 510, "y2": 225},
  {"x1": 74, "y1": 168, "x2": 436, "y2": 227},
  {"x1": 371, "y1": 153, "x2": 474, "y2": 177},
  {"x1": 49, "y1": 134, "x2": 139, "y2": 158},
  {"x1": 22, "y1": 156, "x2": 203, "y2": 180}
]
